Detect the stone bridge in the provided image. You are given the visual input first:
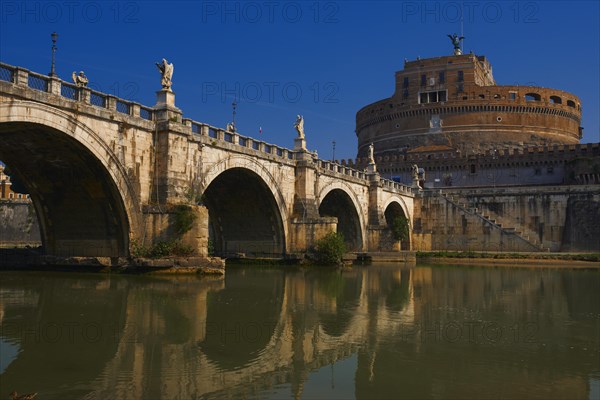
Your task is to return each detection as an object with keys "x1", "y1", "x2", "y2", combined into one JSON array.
[{"x1": 0, "y1": 62, "x2": 414, "y2": 258}]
